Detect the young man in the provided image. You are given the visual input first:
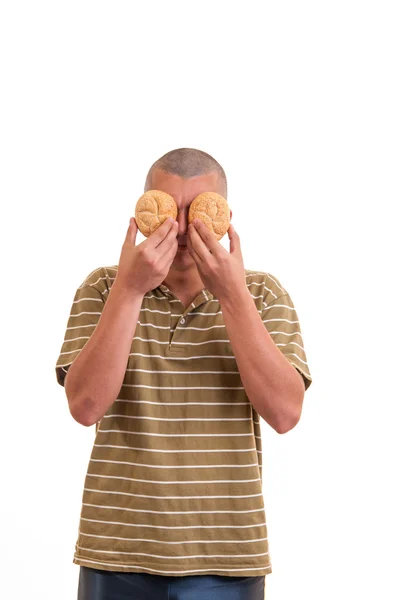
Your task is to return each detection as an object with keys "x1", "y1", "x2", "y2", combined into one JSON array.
[{"x1": 56, "y1": 148, "x2": 312, "y2": 599}]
